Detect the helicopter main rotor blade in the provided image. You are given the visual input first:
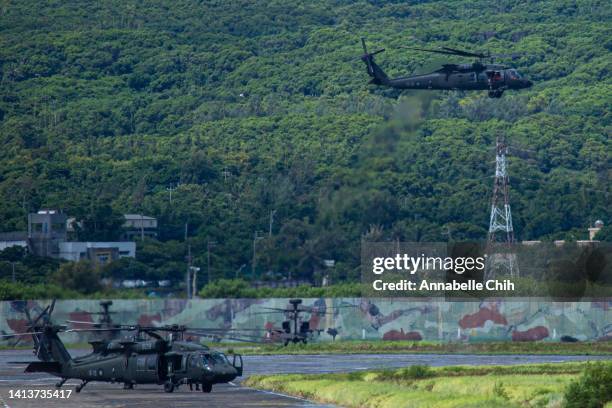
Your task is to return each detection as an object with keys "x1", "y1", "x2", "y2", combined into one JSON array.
[
  {"x1": 47, "y1": 299, "x2": 56, "y2": 317},
  {"x1": 257, "y1": 307, "x2": 294, "y2": 312},
  {"x1": 31, "y1": 305, "x2": 50, "y2": 327},
  {"x1": 183, "y1": 327, "x2": 271, "y2": 333},
  {"x1": 64, "y1": 328, "x2": 124, "y2": 333},
  {"x1": 441, "y1": 46, "x2": 487, "y2": 58},
  {"x1": 0, "y1": 331, "x2": 44, "y2": 338},
  {"x1": 404, "y1": 46, "x2": 486, "y2": 59},
  {"x1": 66, "y1": 320, "x2": 101, "y2": 325},
  {"x1": 403, "y1": 47, "x2": 466, "y2": 56}
]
